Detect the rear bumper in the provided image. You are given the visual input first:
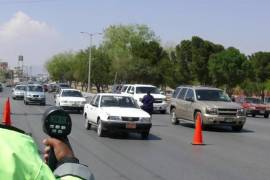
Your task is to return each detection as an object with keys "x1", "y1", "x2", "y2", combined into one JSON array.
[{"x1": 101, "y1": 121, "x2": 152, "y2": 133}]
